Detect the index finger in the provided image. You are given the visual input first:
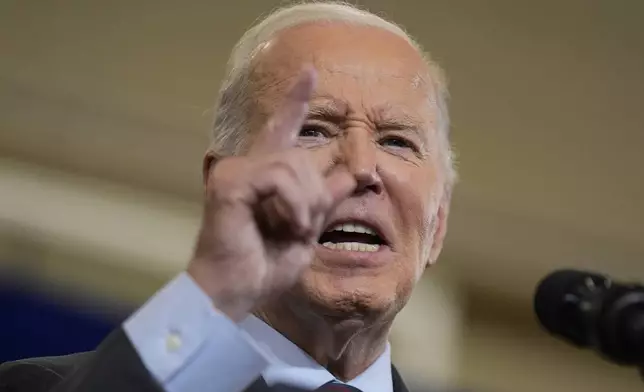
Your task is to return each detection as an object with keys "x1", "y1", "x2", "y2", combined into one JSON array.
[{"x1": 248, "y1": 67, "x2": 317, "y2": 155}]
